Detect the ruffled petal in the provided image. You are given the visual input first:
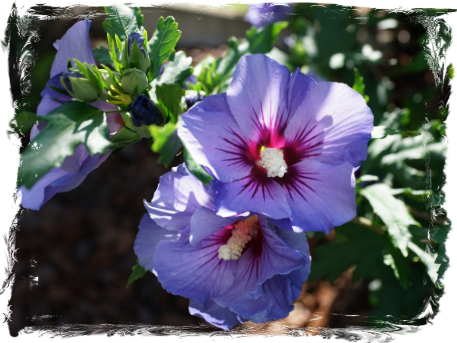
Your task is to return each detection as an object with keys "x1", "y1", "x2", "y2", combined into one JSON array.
[
  {"x1": 189, "y1": 299, "x2": 242, "y2": 330},
  {"x1": 134, "y1": 214, "x2": 180, "y2": 272},
  {"x1": 214, "y1": 216, "x2": 305, "y2": 318},
  {"x1": 226, "y1": 54, "x2": 291, "y2": 143},
  {"x1": 213, "y1": 170, "x2": 291, "y2": 220},
  {"x1": 190, "y1": 206, "x2": 241, "y2": 245},
  {"x1": 284, "y1": 82, "x2": 373, "y2": 167},
  {"x1": 278, "y1": 159, "x2": 356, "y2": 233},
  {"x1": 144, "y1": 164, "x2": 214, "y2": 231},
  {"x1": 18, "y1": 148, "x2": 108, "y2": 210},
  {"x1": 50, "y1": 18, "x2": 96, "y2": 77},
  {"x1": 153, "y1": 229, "x2": 237, "y2": 307},
  {"x1": 179, "y1": 93, "x2": 254, "y2": 183}
]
